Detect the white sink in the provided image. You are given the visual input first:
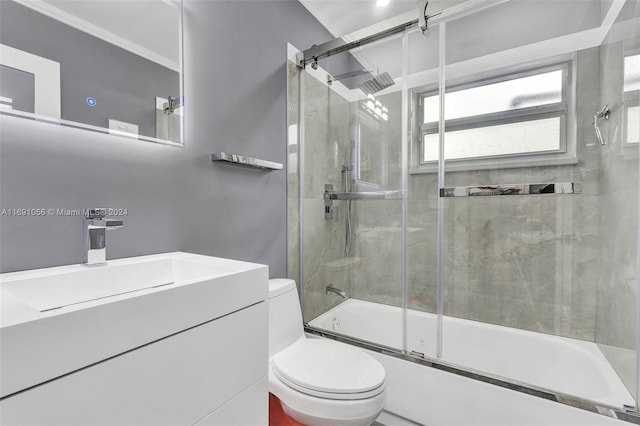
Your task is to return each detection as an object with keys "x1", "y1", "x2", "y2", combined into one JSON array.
[
  {"x1": 2, "y1": 257, "x2": 235, "y2": 312},
  {"x1": 0, "y1": 252, "x2": 268, "y2": 398}
]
